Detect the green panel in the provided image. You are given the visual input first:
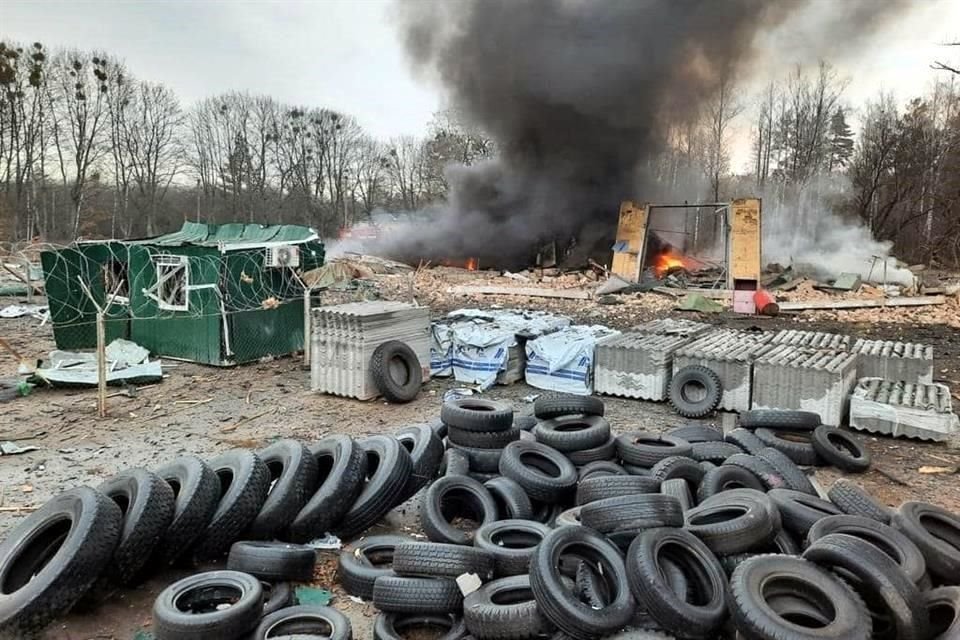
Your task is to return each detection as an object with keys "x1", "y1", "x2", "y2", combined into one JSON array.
[
  {"x1": 228, "y1": 302, "x2": 304, "y2": 364},
  {"x1": 41, "y1": 244, "x2": 130, "y2": 350},
  {"x1": 129, "y1": 246, "x2": 223, "y2": 365}
]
